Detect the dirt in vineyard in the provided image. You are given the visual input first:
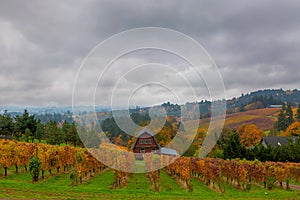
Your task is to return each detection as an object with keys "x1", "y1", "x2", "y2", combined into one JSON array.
[{"x1": 282, "y1": 182, "x2": 300, "y2": 191}]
